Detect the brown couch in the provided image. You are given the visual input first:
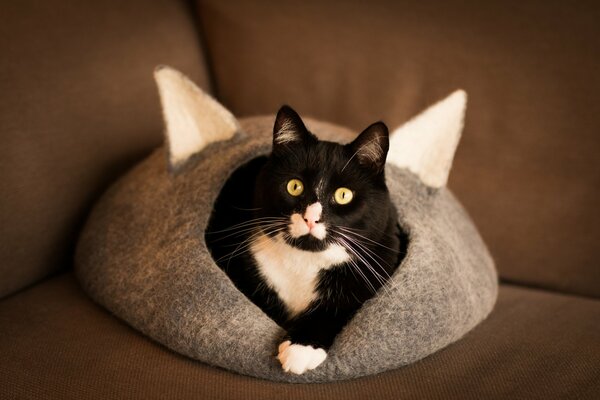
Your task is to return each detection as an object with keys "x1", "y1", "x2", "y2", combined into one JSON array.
[{"x1": 1, "y1": 1, "x2": 599, "y2": 398}]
